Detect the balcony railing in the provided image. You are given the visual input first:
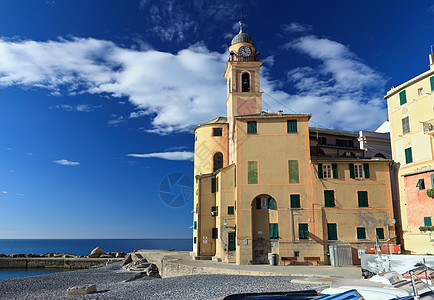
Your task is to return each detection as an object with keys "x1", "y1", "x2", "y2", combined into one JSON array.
[
  {"x1": 422, "y1": 119, "x2": 434, "y2": 135},
  {"x1": 228, "y1": 54, "x2": 260, "y2": 62}
]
